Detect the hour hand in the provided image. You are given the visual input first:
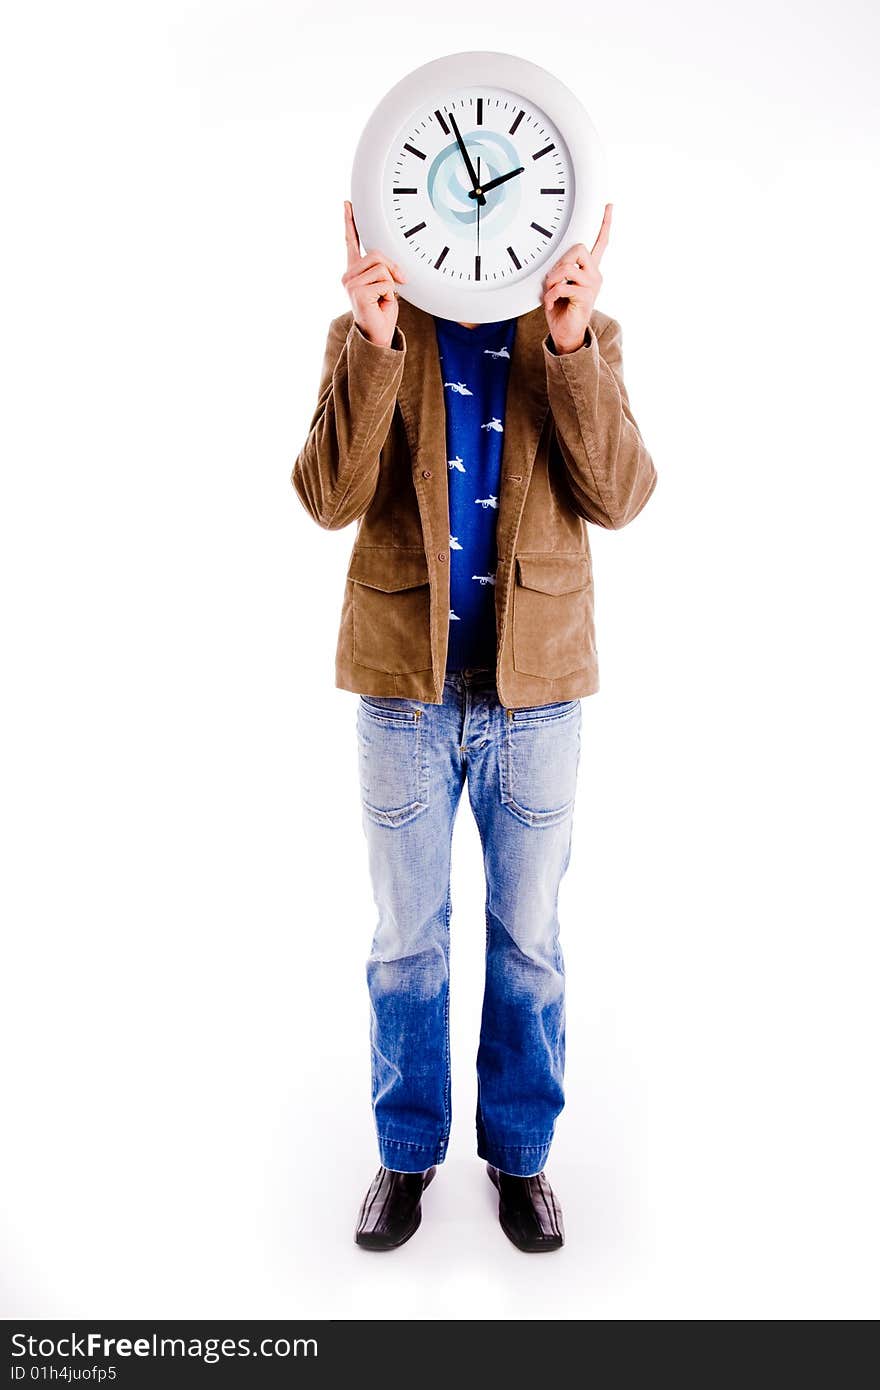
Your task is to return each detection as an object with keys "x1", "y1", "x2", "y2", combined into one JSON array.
[
  {"x1": 468, "y1": 165, "x2": 524, "y2": 198},
  {"x1": 447, "y1": 110, "x2": 485, "y2": 205}
]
